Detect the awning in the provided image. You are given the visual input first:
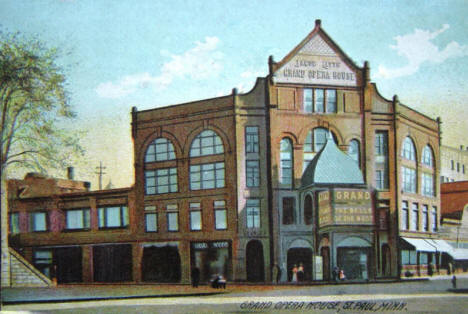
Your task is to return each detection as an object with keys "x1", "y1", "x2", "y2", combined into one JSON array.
[
  {"x1": 401, "y1": 237, "x2": 436, "y2": 252},
  {"x1": 451, "y1": 248, "x2": 468, "y2": 260},
  {"x1": 424, "y1": 239, "x2": 454, "y2": 253}
]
